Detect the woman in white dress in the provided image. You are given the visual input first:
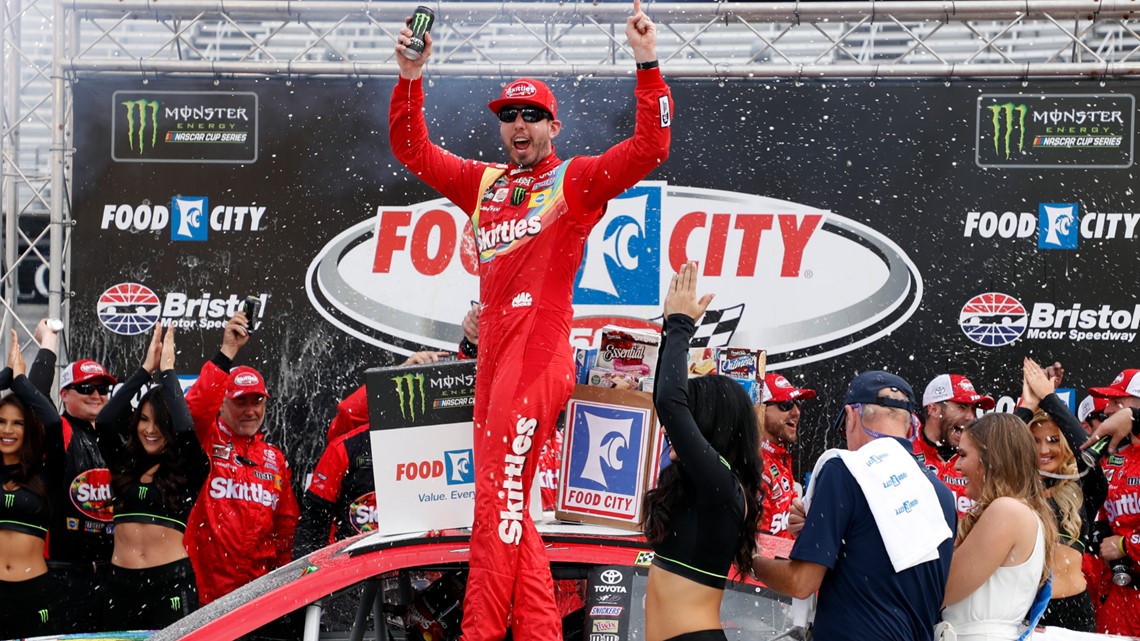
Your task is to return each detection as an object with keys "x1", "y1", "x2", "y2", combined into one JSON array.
[{"x1": 938, "y1": 413, "x2": 1058, "y2": 641}]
